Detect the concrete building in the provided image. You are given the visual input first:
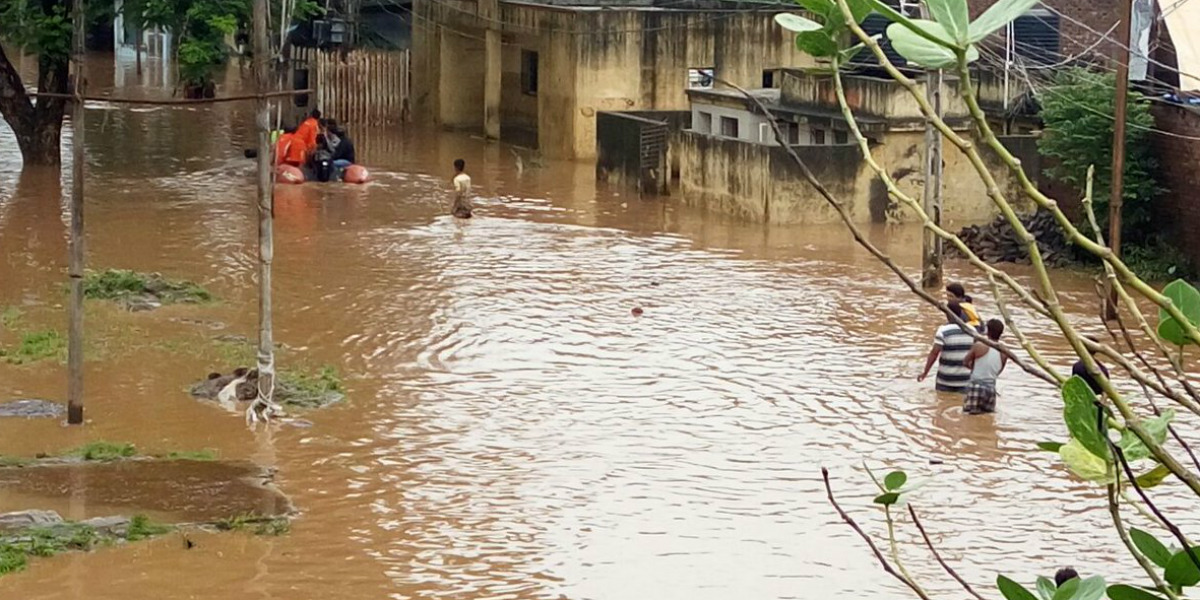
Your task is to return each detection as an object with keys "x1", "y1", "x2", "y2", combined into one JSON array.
[
  {"x1": 410, "y1": 0, "x2": 815, "y2": 159},
  {"x1": 676, "y1": 69, "x2": 1038, "y2": 224}
]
